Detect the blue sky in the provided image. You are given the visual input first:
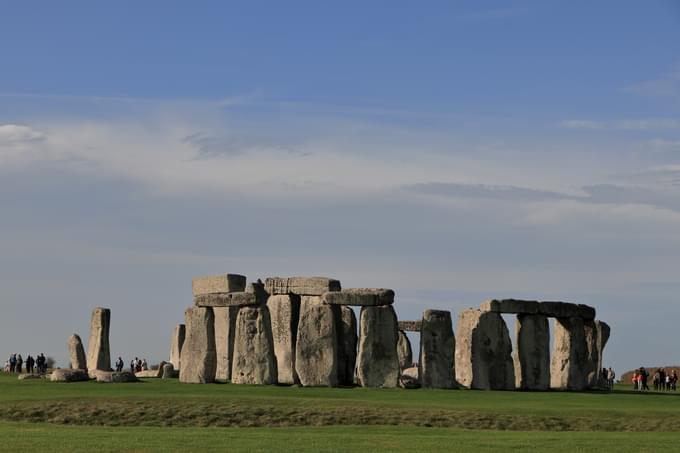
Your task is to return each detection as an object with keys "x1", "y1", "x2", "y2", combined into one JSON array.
[{"x1": 1, "y1": 1, "x2": 680, "y2": 374}]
